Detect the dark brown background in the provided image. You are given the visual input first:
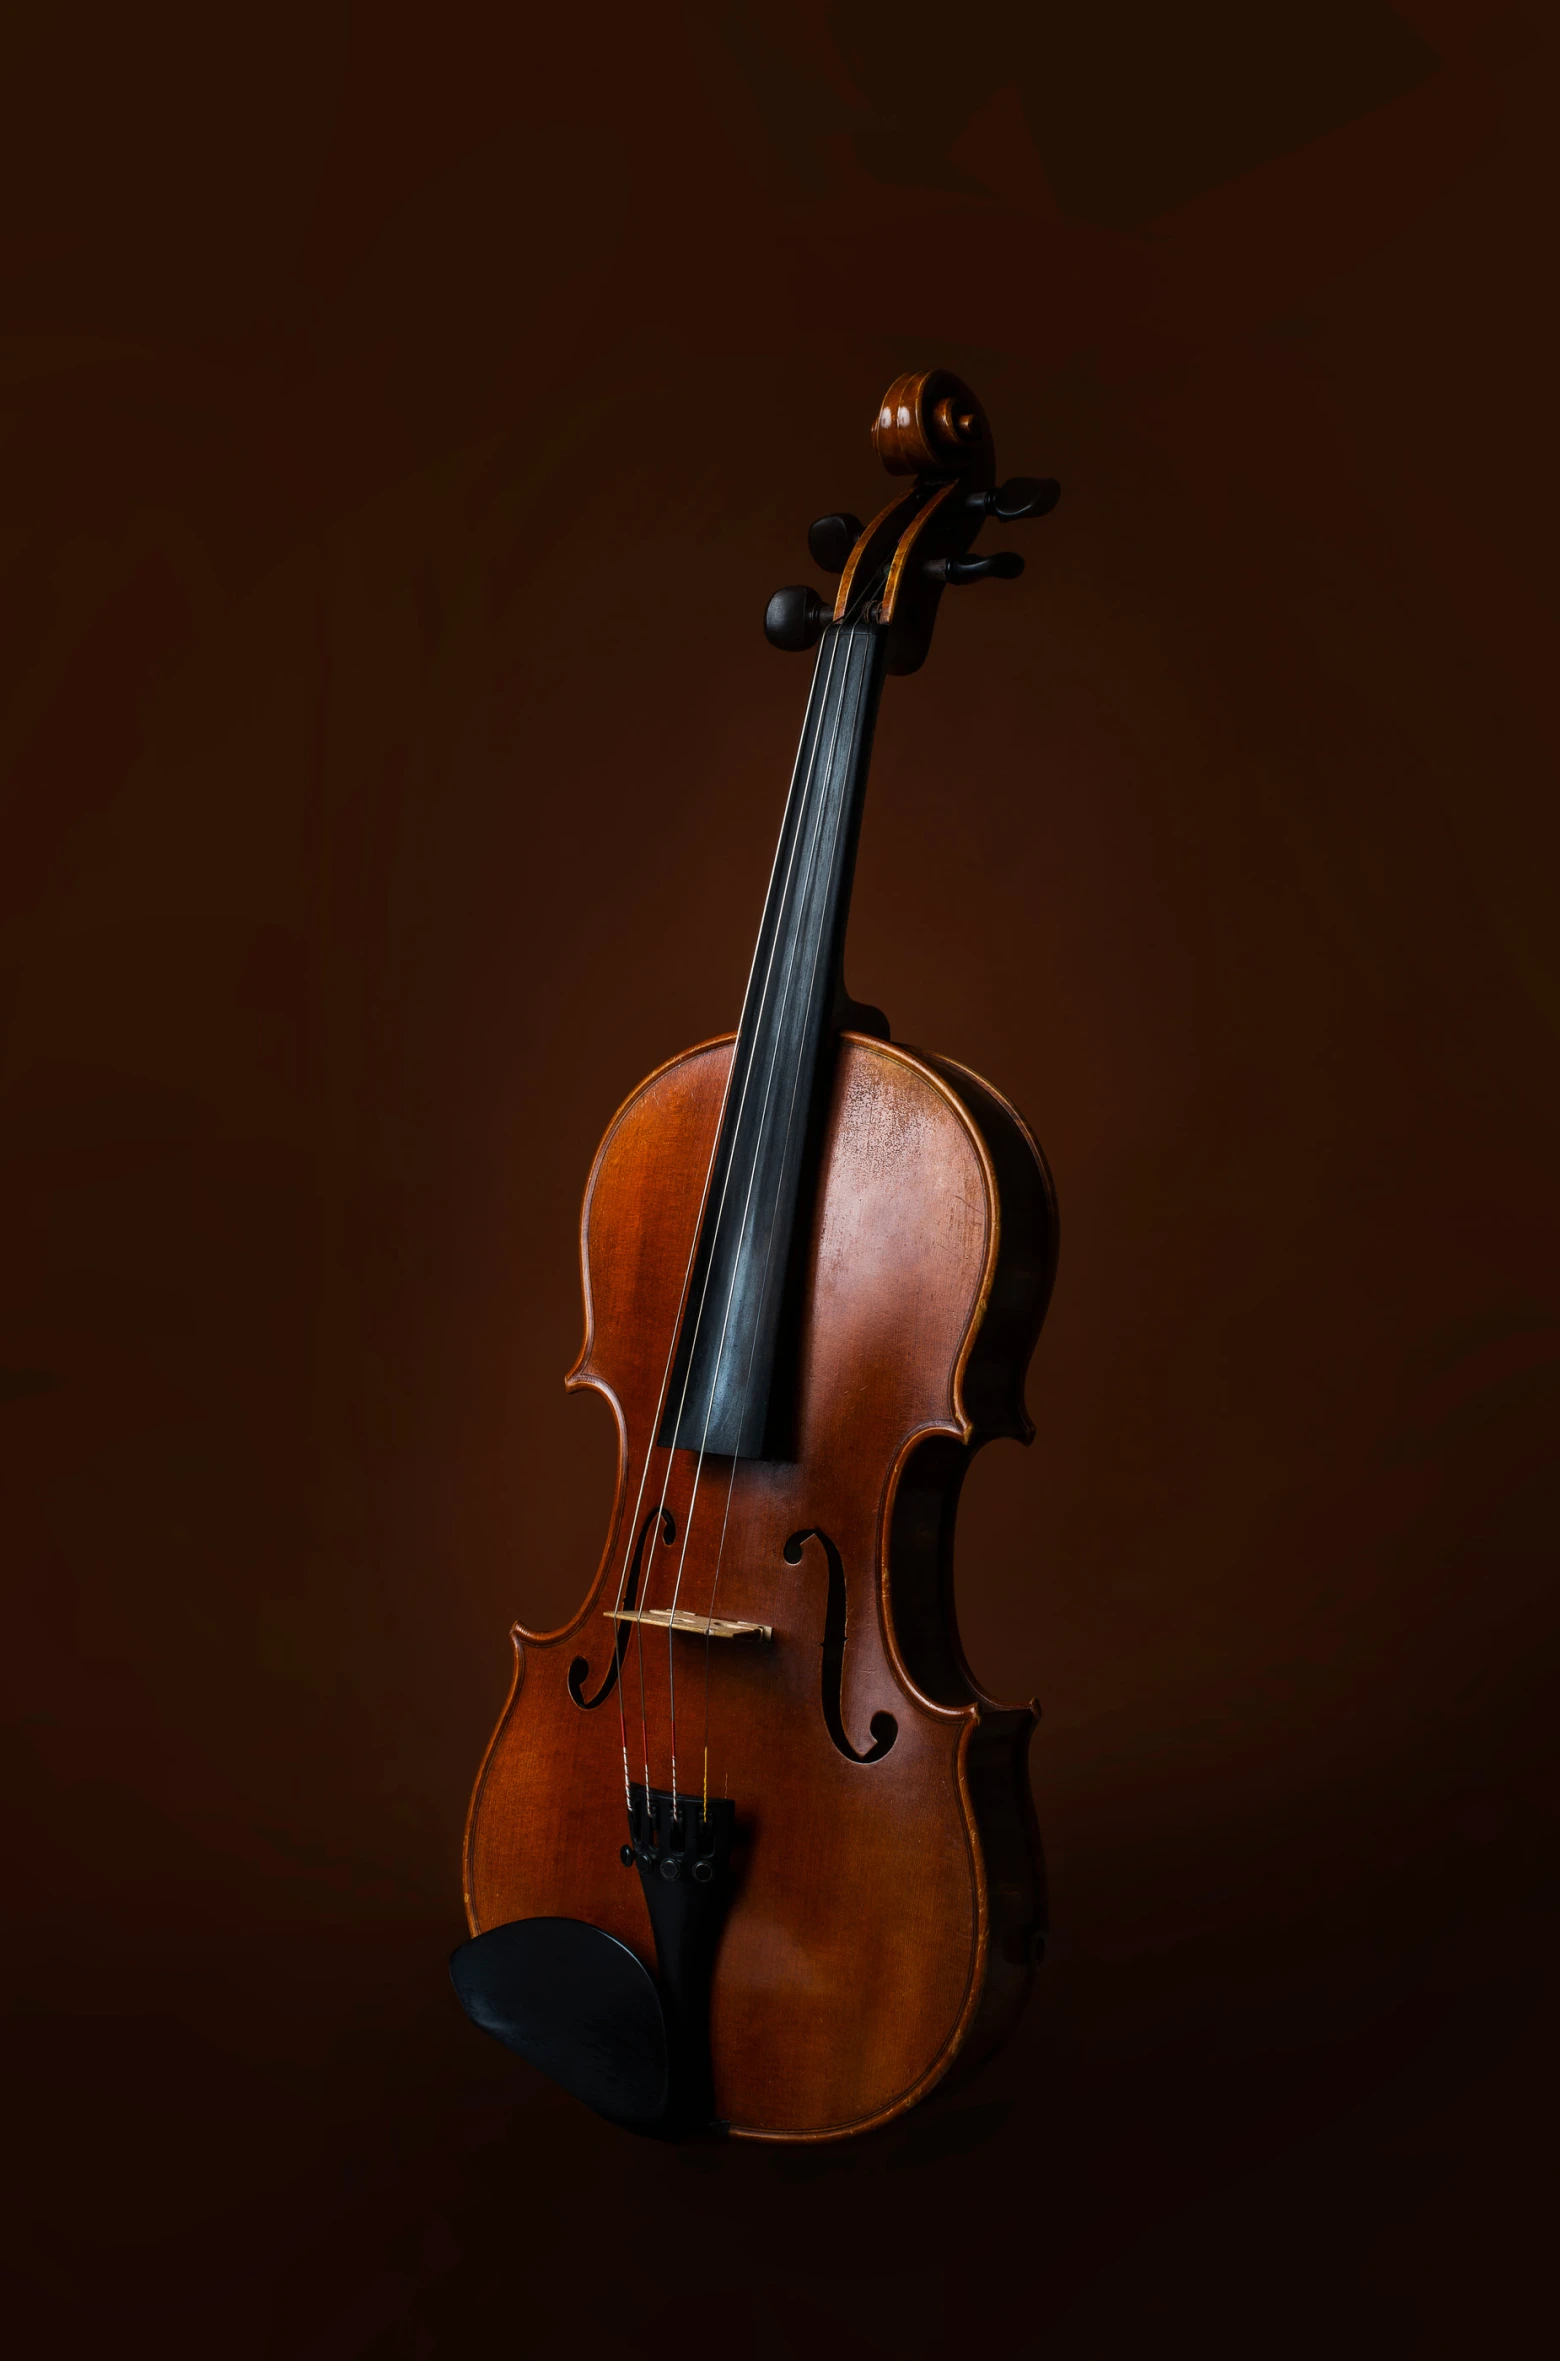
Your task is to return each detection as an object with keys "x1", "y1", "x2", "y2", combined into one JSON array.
[{"x1": 3, "y1": 3, "x2": 1556, "y2": 2353}]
